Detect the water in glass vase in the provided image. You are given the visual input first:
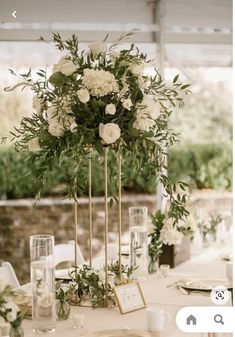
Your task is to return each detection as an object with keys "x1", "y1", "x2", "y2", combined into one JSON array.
[
  {"x1": 31, "y1": 260, "x2": 56, "y2": 333},
  {"x1": 130, "y1": 226, "x2": 148, "y2": 276}
]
